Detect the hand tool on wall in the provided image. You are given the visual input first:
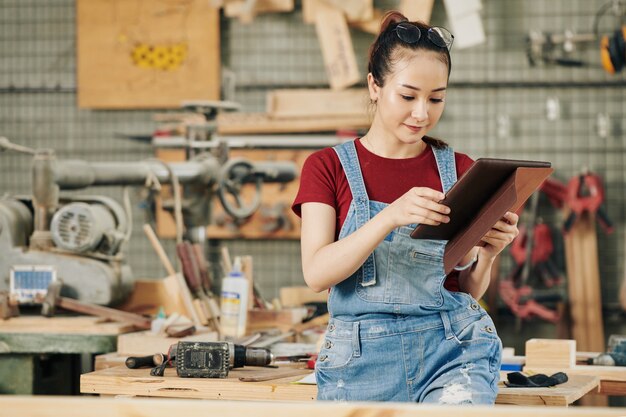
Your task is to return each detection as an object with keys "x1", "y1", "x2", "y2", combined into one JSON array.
[
  {"x1": 41, "y1": 281, "x2": 151, "y2": 329},
  {"x1": 176, "y1": 241, "x2": 222, "y2": 336},
  {"x1": 499, "y1": 191, "x2": 564, "y2": 323},
  {"x1": 143, "y1": 224, "x2": 203, "y2": 327},
  {"x1": 563, "y1": 171, "x2": 613, "y2": 234},
  {"x1": 191, "y1": 243, "x2": 223, "y2": 323}
]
